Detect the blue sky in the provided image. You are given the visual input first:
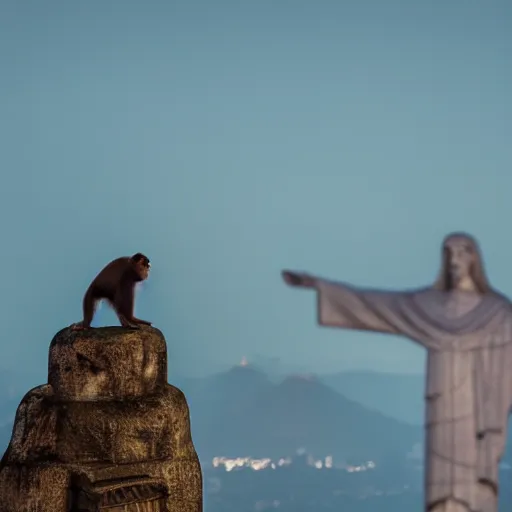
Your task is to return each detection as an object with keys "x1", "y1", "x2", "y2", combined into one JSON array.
[{"x1": 0, "y1": 1, "x2": 511, "y2": 384}]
